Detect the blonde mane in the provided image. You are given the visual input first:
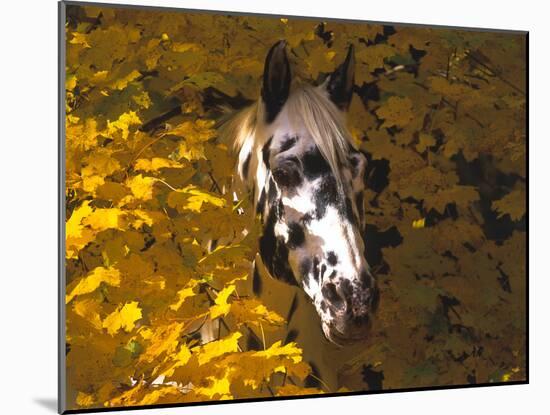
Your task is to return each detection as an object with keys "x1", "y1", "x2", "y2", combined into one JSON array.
[{"x1": 219, "y1": 84, "x2": 355, "y2": 189}]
